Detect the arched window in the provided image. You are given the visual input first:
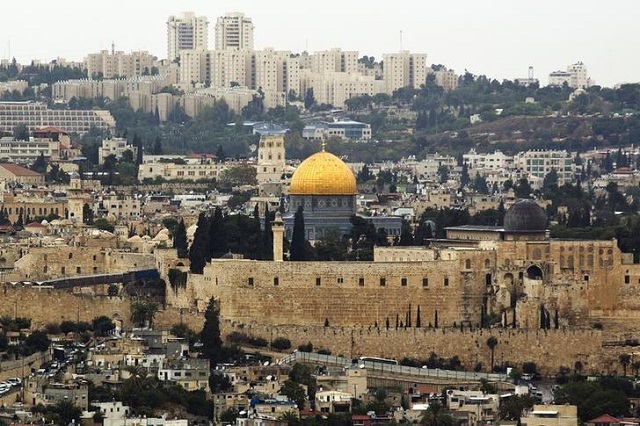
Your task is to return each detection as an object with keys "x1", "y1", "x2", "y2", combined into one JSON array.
[
  {"x1": 484, "y1": 259, "x2": 491, "y2": 269},
  {"x1": 526, "y1": 265, "x2": 543, "y2": 280}
]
